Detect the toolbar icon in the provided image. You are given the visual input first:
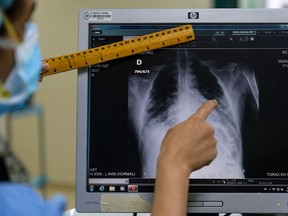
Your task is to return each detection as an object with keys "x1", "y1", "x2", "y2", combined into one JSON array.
[{"x1": 128, "y1": 185, "x2": 138, "y2": 192}]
